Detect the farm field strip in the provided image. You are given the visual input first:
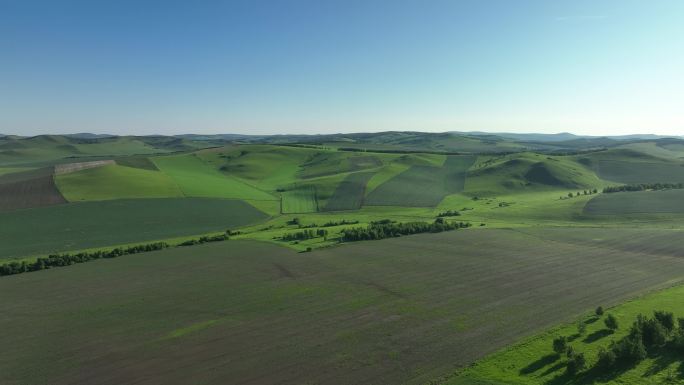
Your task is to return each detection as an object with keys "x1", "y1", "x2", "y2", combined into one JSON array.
[
  {"x1": 281, "y1": 185, "x2": 319, "y2": 213},
  {"x1": 0, "y1": 198, "x2": 268, "y2": 260},
  {"x1": 323, "y1": 171, "x2": 374, "y2": 211},
  {"x1": 3, "y1": 228, "x2": 684, "y2": 385},
  {"x1": 583, "y1": 189, "x2": 684, "y2": 216},
  {"x1": 365, "y1": 155, "x2": 475, "y2": 207},
  {"x1": 0, "y1": 174, "x2": 66, "y2": 211}
]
